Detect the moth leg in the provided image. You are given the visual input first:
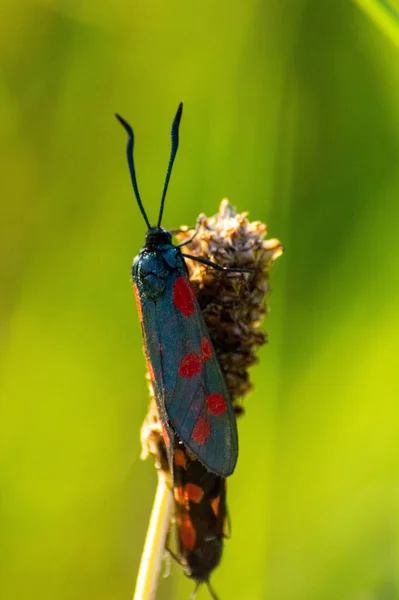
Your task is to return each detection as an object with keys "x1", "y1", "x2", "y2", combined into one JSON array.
[
  {"x1": 161, "y1": 528, "x2": 176, "y2": 578},
  {"x1": 175, "y1": 213, "x2": 206, "y2": 248},
  {"x1": 165, "y1": 542, "x2": 183, "y2": 567},
  {"x1": 224, "y1": 507, "x2": 232, "y2": 539},
  {"x1": 181, "y1": 253, "x2": 253, "y2": 273}
]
